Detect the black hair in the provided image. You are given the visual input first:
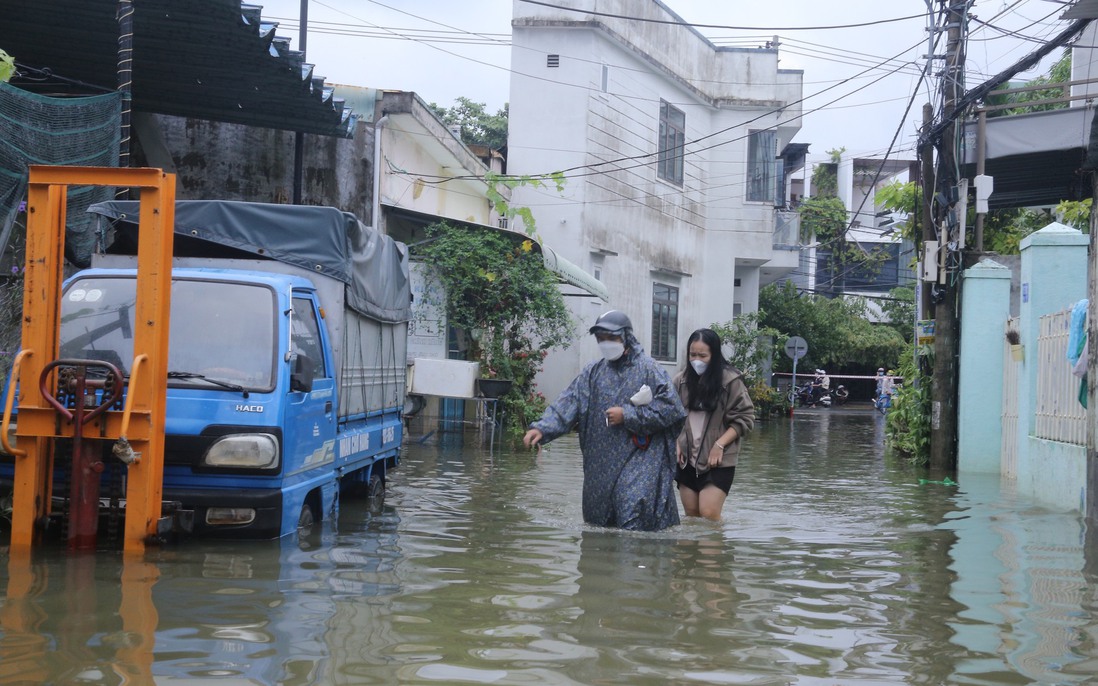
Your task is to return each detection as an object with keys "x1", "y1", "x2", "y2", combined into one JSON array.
[{"x1": 683, "y1": 328, "x2": 726, "y2": 412}]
